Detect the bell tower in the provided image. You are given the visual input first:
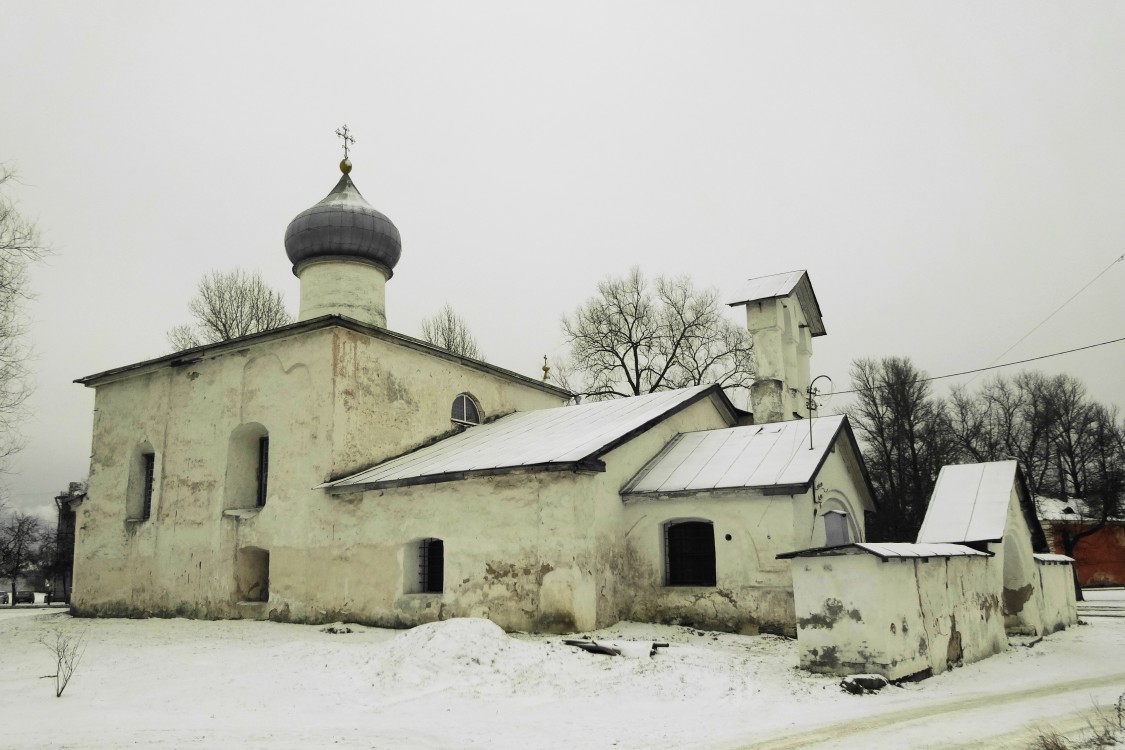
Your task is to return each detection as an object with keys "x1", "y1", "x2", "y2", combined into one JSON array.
[{"x1": 727, "y1": 270, "x2": 825, "y2": 424}]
